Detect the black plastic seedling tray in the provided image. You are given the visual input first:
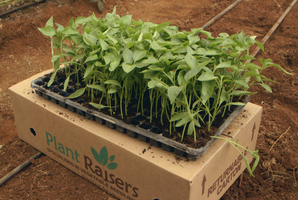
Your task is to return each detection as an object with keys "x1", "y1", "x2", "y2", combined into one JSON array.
[{"x1": 31, "y1": 75, "x2": 250, "y2": 161}]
